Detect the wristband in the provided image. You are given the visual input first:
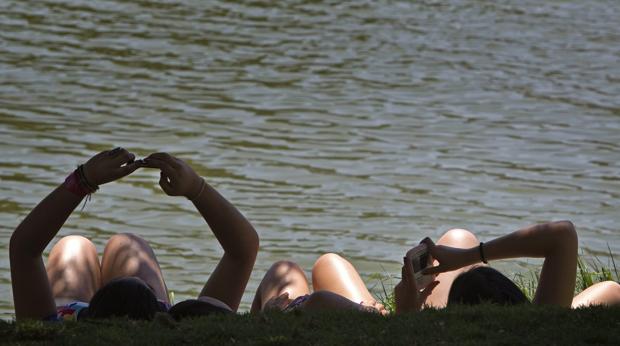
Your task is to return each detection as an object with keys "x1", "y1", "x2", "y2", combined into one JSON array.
[
  {"x1": 188, "y1": 179, "x2": 206, "y2": 201},
  {"x1": 479, "y1": 242, "x2": 488, "y2": 264},
  {"x1": 76, "y1": 165, "x2": 99, "y2": 192},
  {"x1": 63, "y1": 165, "x2": 99, "y2": 197}
]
